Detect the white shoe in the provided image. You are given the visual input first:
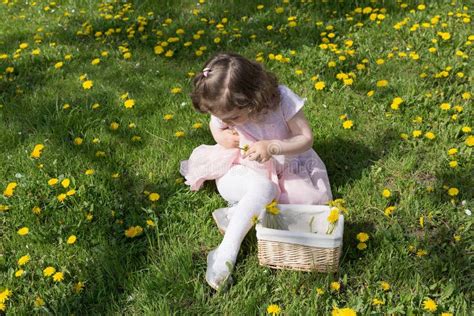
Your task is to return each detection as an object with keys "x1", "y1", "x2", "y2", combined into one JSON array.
[
  {"x1": 205, "y1": 248, "x2": 234, "y2": 291},
  {"x1": 212, "y1": 207, "x2": 235, "y2": 235}
]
